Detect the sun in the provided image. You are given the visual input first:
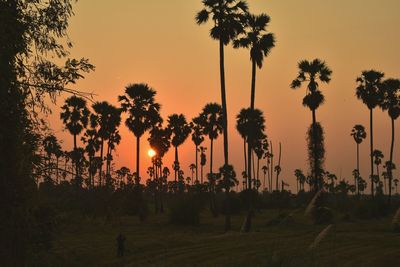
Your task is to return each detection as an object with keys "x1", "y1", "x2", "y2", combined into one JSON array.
[{"x1": 148, "y1": 148, "x2": 156, "y2": 158}]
